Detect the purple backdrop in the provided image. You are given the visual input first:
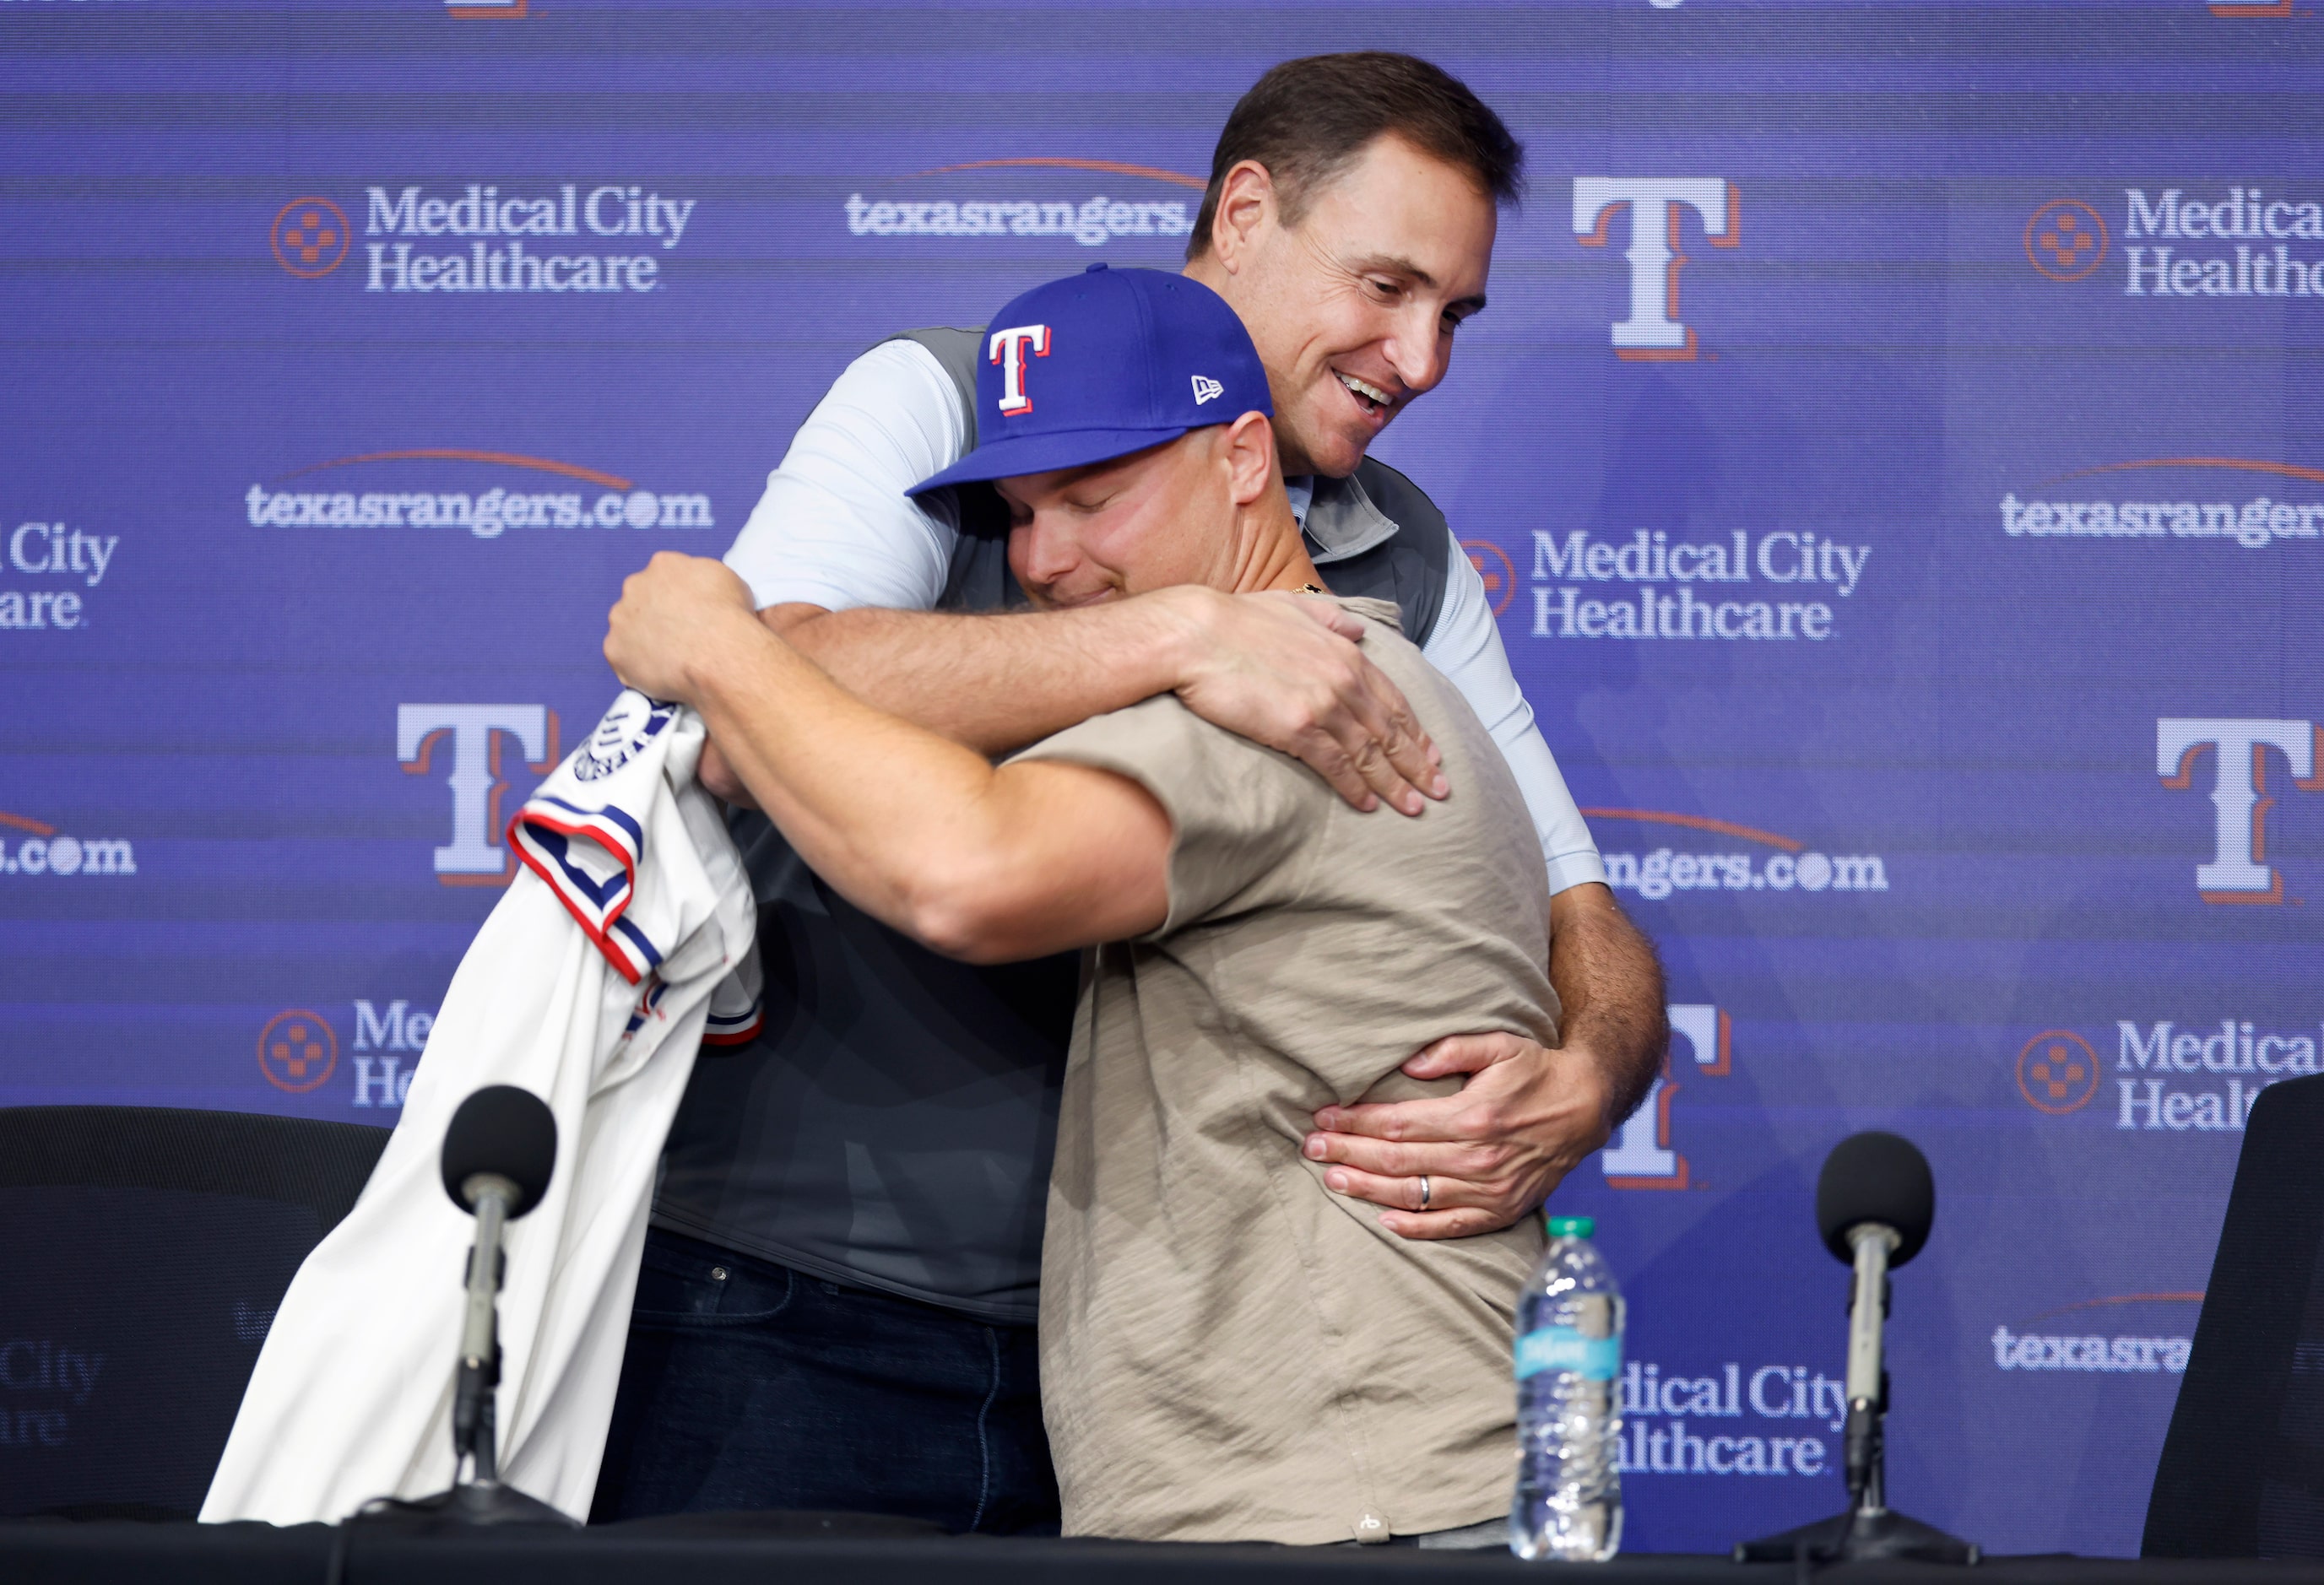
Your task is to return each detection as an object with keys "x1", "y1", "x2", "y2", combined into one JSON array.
[{"x1": 3, "y1": 0, "x2": 2320, "y2": 1555}]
